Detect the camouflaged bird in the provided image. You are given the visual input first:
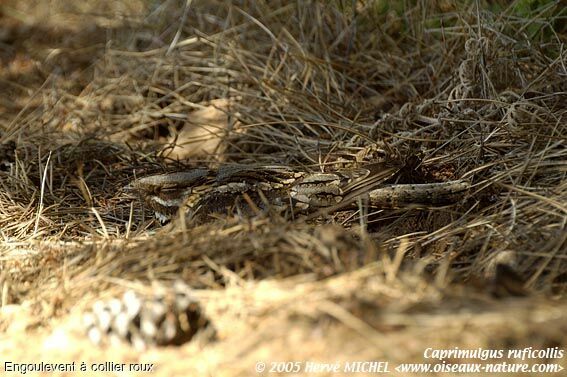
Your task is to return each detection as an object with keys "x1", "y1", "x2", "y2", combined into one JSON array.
[{"x1": 129, "y1": 162, "x2": 469, "y2": 223}]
